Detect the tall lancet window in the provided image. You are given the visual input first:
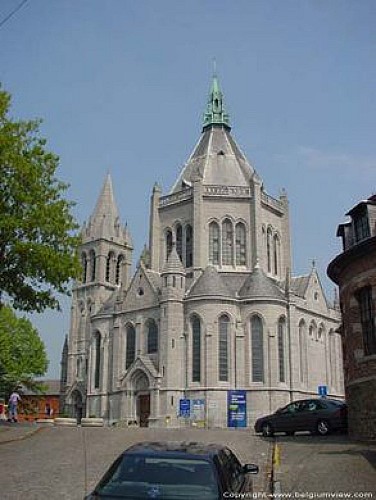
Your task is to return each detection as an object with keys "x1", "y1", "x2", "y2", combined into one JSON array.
[
  {"x1": 273, "y1": 234, "x2": 279, "y2": 276},
  {"x1": 176, "y1": 224, "x2": 183, "y2": 262},
  {"x1": 219, "y1": 315, "x2": 230, "y2": 381},
  {"x1": 192, "y1": 315, "x2": 201, "y2": 382},
  {"x1": 222, "y1": 219, "x2": 233, "y2": 265},
  {"x1": 94, "y1": 332, "x2": 101, "y2": 389},
  {"x1": 166, "y1": 230, "x2": 173, "y2": 260},
  {"x1": 125, "y1": 325, "x2": 136, "y2": 370},
  {"x1": 278, "y1": 317, "x2": 286, "y2": 383},
  {"x1": 147, "y1": 320, "x2": 158, "y2": 354},
  {"x1": 90, "y1": 250, "x2": 96, "y2": 282},
  {"x1": 235, "y1": 222, "x2": 246, "y2": 266},
  {"x1": 116, "y1": 255, "x2": 124, "y2": 285},
  {"x1": 209, "y1": 222, "x2": 220, "y2": 265},
  {"x1": 185, "y1": 224, "x2": 193, "y2": 268},
  {"x1": 299, "y1": 320, "x2": 307, "y2": 384},
  {"x1": 81, "y1": 253, "x2": 88, "y2": 283},
  {"x1": 251, "y1": 316, "x2": 264, "y2": 382},
  {"x1": 266, "y1": 228, "x2": 272, "y2": 273},
  {"x1": 106, "y1": 252, "x2": 114, "y2": 282}
]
